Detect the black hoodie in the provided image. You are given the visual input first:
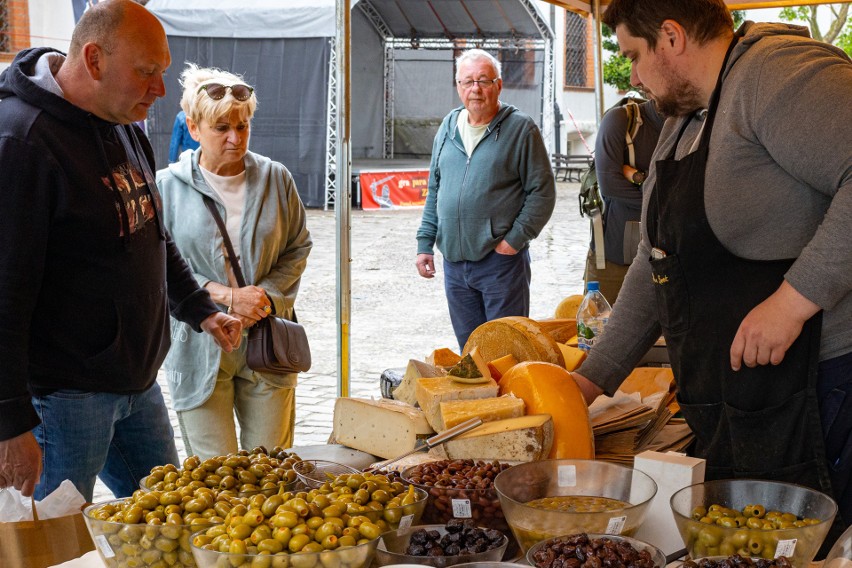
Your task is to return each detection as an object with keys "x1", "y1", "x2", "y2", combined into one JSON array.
[{"x1": 0, "y1": 47, "x2": 220, "y2": 440}]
